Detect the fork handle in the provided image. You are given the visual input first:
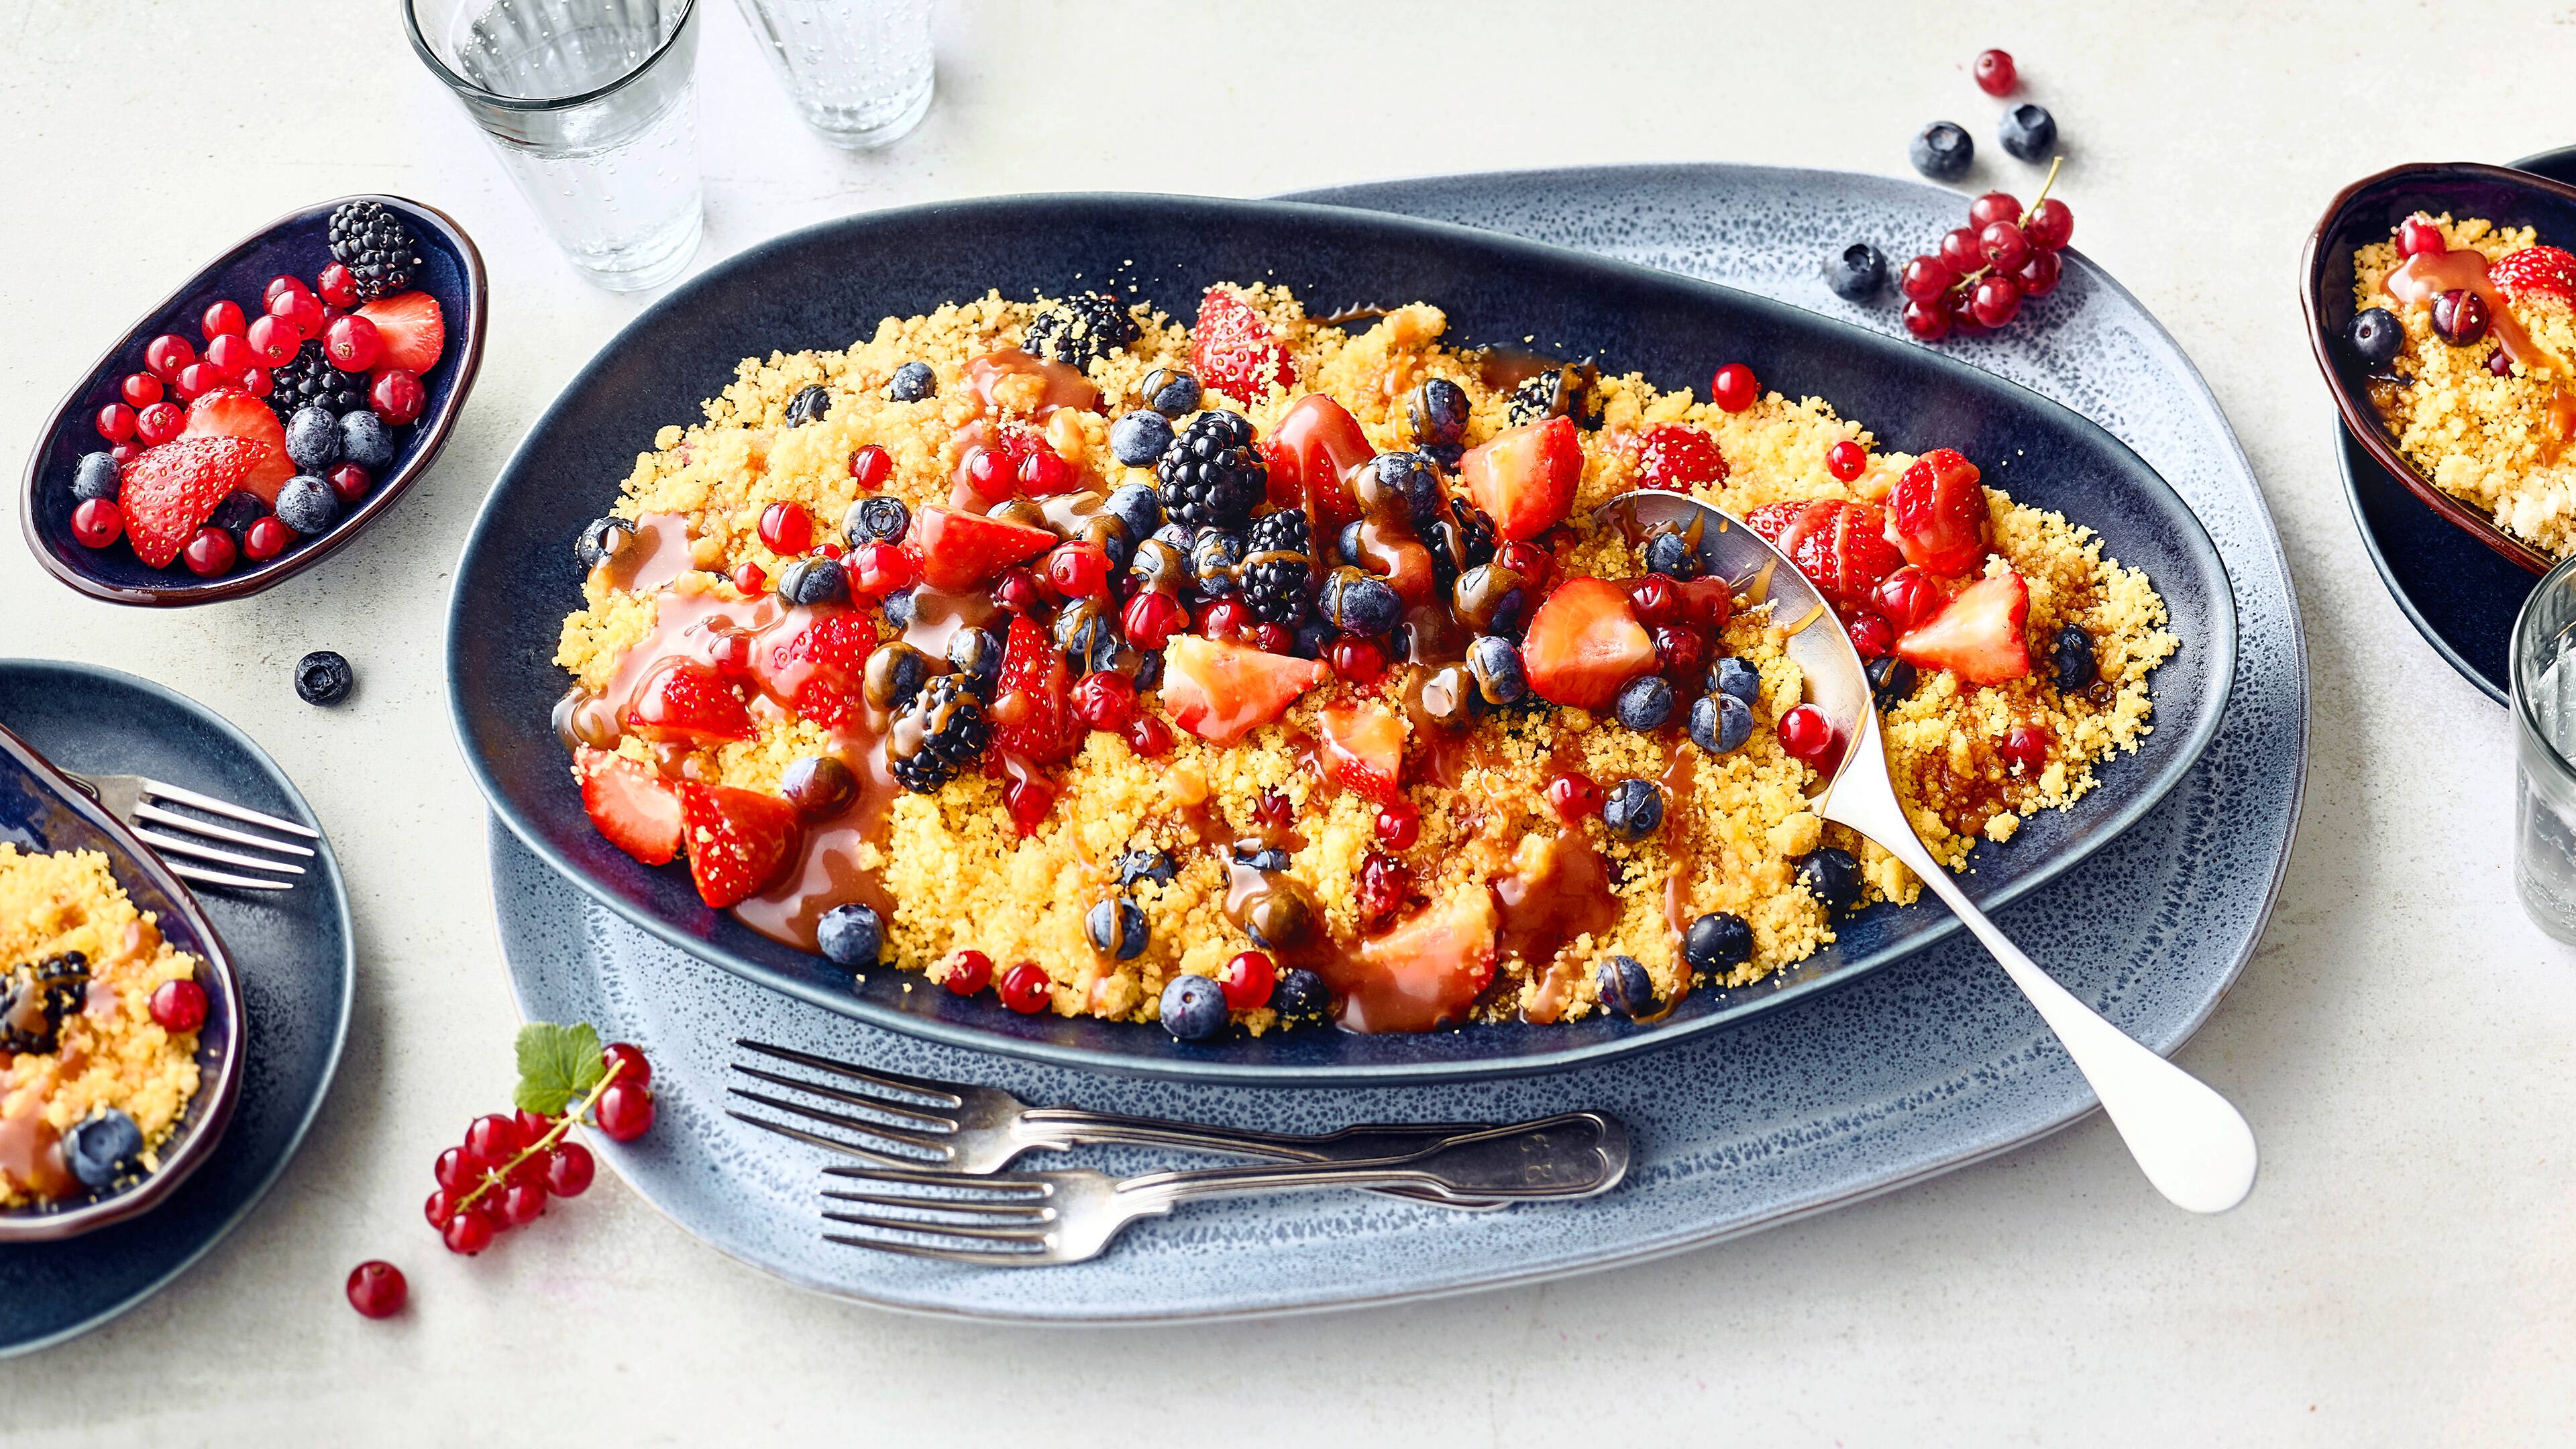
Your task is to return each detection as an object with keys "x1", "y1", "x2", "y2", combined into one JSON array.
[
  {"x1": 1018, "y1": 1109, "x2": 1487, "y2": 1161},
  {"x1": 1112, "y1": 1114, "x2": 1626, "y2": 1212}
]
